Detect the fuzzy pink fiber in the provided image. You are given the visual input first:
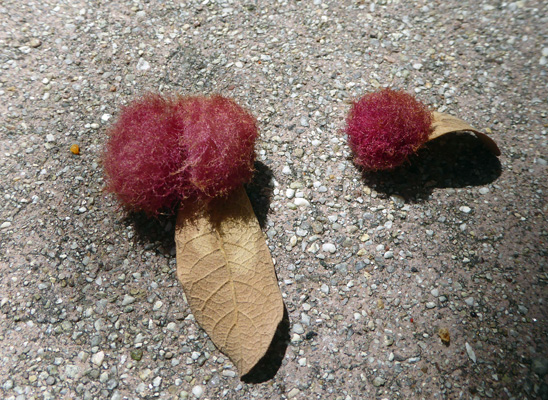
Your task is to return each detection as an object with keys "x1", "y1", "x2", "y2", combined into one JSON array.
[
  {"x1": 103, "y1": 94, "x2": 258, "y2": 216},
  {"x1": 345, "y1": 89, "x2": 433, "y2": 171}
]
